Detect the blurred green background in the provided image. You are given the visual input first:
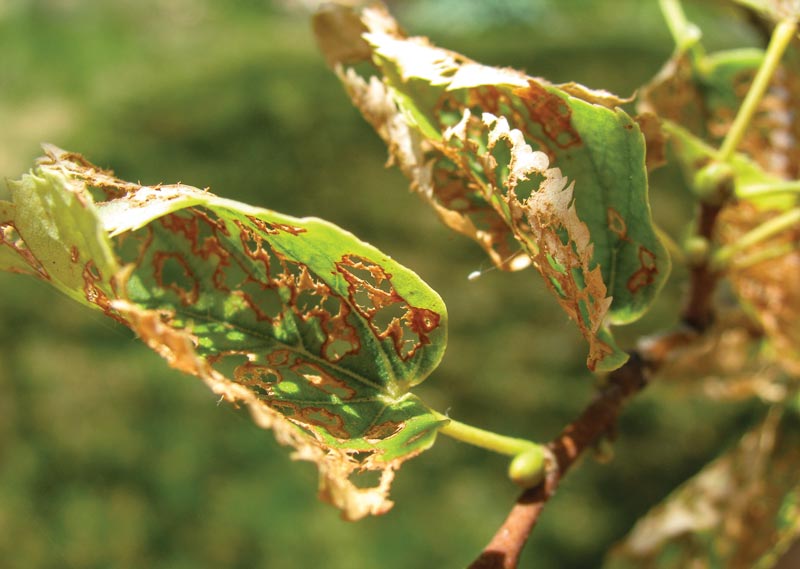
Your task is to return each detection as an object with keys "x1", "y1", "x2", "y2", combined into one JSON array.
[{"x1": 0, "y1": 1, "x2": 768, "y2": 567}]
